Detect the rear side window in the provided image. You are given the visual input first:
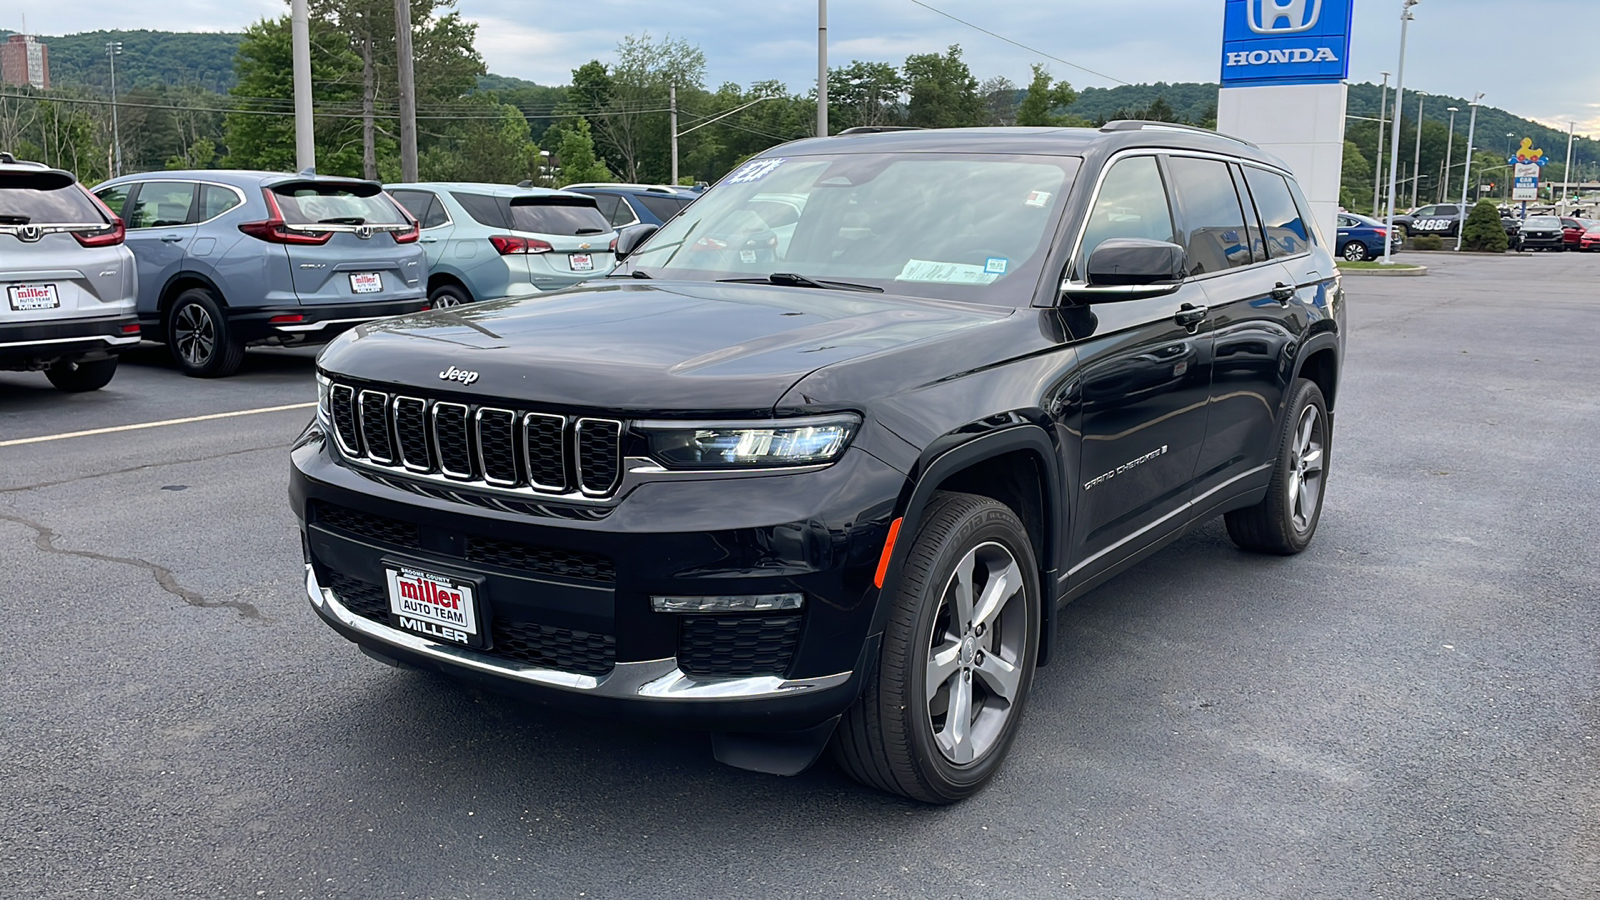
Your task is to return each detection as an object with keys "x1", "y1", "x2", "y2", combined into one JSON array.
[
  {"x1": 1167, "y1": 156, "x2": 1253, "y2": 274},
  {"x1": 1077, "y1": 155, "x2": 1175, "y2": 275},
  {"x1": 272, "y1": 183, "x2": 407, "y2": 226},
  {"x1": 451, "y1": 191, "x2": 510, "y2": 228},
  {"x1": 0, "y1": 181, "x2": 107, "y2": 225},
  {"x1": 127, "y1": 181, "x2": 197, "y2": 229},
  {"x1": 95, "y1": 185, "x2": 134, "y2": 218},
  {"x1": 636, "y1": 194, "x2": 691, "y2": 222},
  {"x1": 200, "y1": 185, "x2": 242, "y2": 221},
  {"x1": 507, "y1": 198, "x2": 610, "y2": 236},
  {"x1": 1240, "y1": 167, "x2": 1309, "y2": 258}
]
